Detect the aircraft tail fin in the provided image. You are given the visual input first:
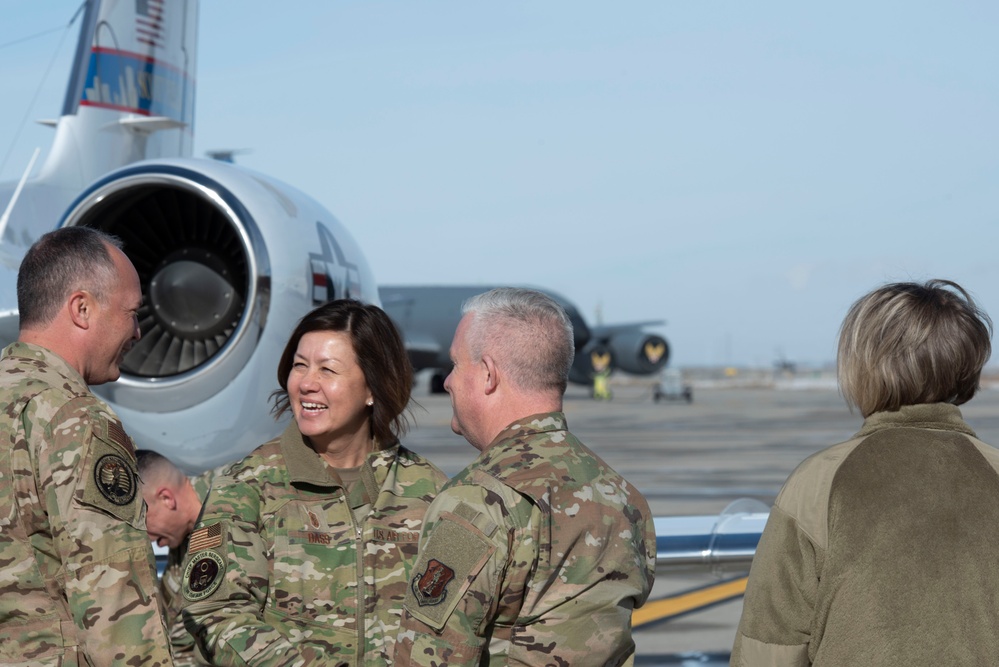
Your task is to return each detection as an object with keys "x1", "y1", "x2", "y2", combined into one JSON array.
[{"x1": 37, "y1": 0, "x2": 199, "y2": 186}]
